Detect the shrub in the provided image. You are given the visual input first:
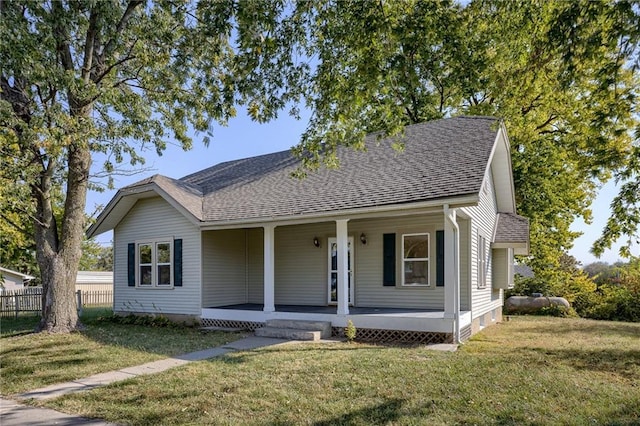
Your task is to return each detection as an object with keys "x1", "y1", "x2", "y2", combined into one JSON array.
[
  {"x1": 97, "y1": 313, "x2": 178, "y2": 328},
  {"x1": 576, "y1": 284, "x2": 640, "y2": 322},
  {"x1": 344, "y1": 319, "x2": 356, "y2": 342}
]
